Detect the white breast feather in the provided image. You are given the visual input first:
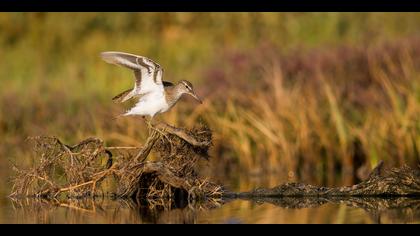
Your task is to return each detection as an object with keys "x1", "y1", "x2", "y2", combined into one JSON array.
[{"x1": 125, "y1": 91, "x2": 168, "y2": 117}]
